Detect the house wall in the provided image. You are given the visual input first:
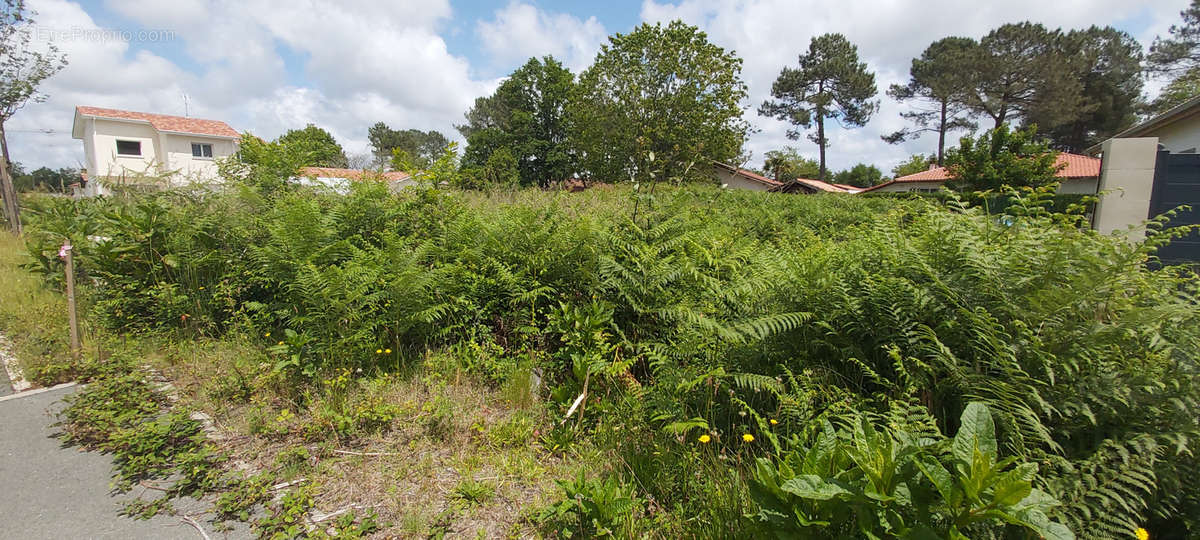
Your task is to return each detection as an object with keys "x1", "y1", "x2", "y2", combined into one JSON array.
[
  {"x1": 159, "y1": 134, "x2": 236, "y2": 183},
  {"x1": 1093, "y1": 137, "x2": 1159, "y2": 238},
  {"x1": 1146, "y1": 114, "x2": 1200, "y2": 153},
  {"x1": 713, "y1": 167, "x2": 774, "y2": 191},
  {"x1": 89, "y1": 119, "x2": 160, "y2": 180},
  {"x1": 1057, "y1": 177, "x2": 1099, "y2": 194},
  {"x1": 87, "y1": 118, "x2": 235, "y2": 184}
]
